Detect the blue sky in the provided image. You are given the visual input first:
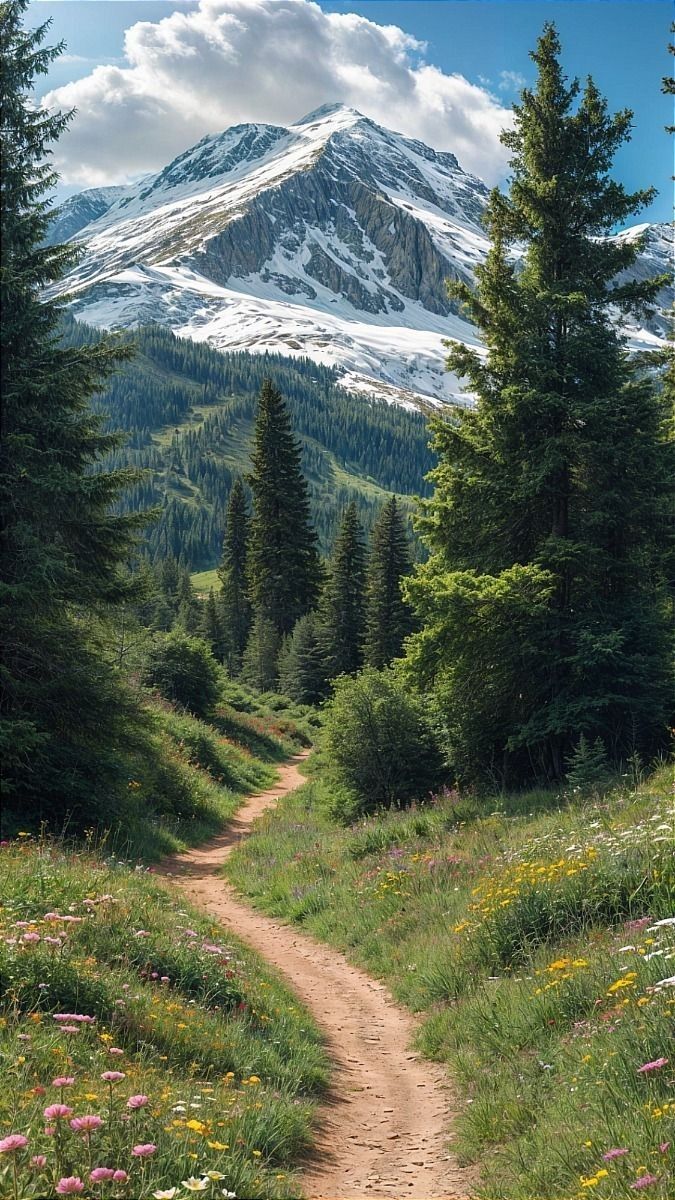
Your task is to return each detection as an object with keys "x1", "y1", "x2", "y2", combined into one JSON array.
[{"x1": 29, "y1": 1, "x2": 673, "y2": 223}]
